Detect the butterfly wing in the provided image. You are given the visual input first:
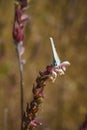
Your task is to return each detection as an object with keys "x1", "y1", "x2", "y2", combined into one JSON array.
[{"x1": 50, "y1": 37, "x2": 60, "y2": 66}]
